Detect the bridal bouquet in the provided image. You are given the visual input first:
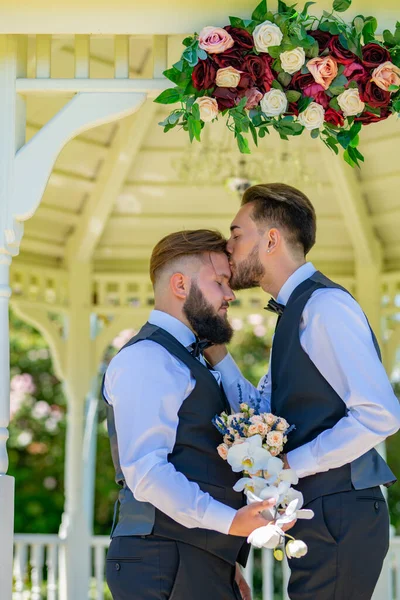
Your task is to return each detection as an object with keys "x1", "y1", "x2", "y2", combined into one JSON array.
[
  {"x1": 213, "y1": 402, "x2": 314, "y2": 560},
  {"x1": 154, "y1": 0, "x2": 400, "y2": 167}
]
